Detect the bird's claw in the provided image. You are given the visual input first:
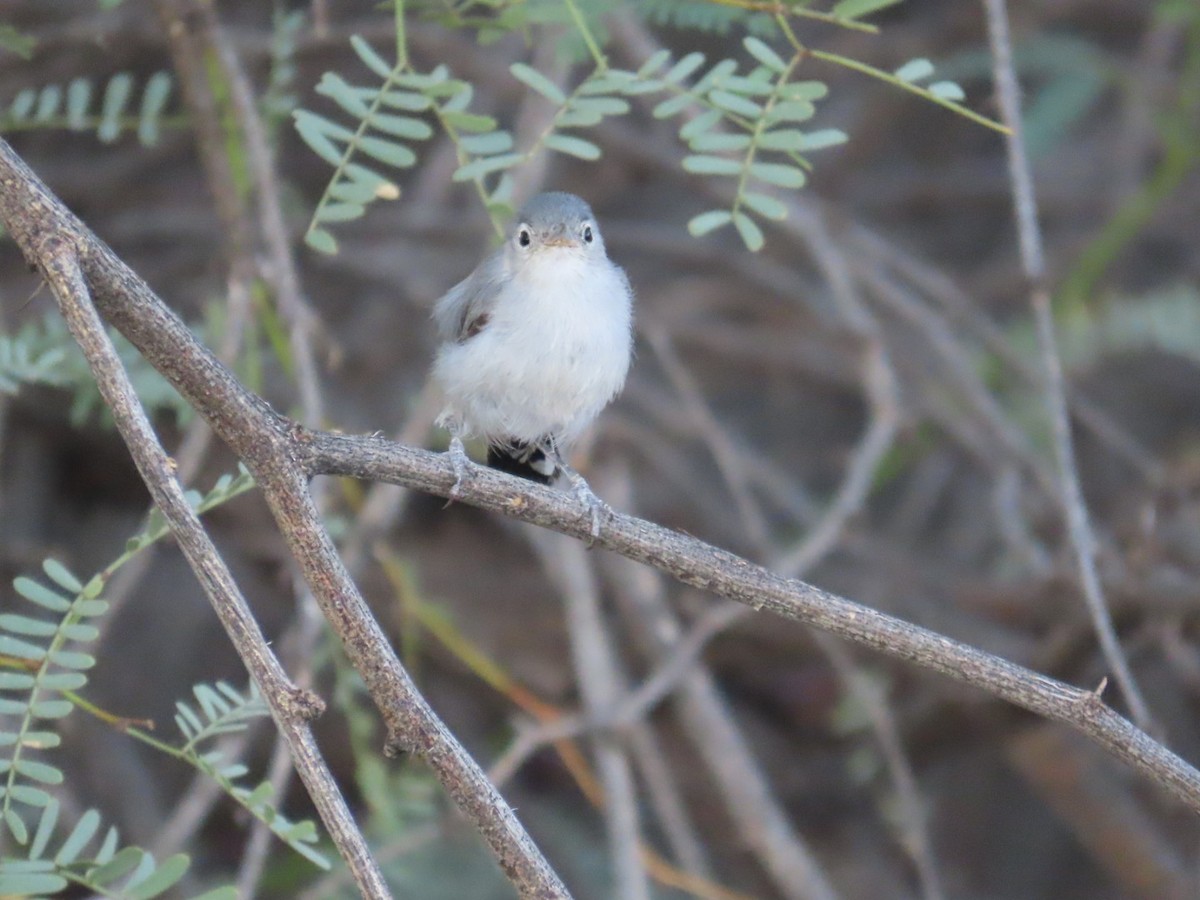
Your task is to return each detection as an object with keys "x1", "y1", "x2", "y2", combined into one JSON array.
[
  {"x1": 446, "y1": 436, "x2": 472, "y2": 504},
  {"x1": 562, "y1": 465, "x2": 608, "y2": 544}
]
